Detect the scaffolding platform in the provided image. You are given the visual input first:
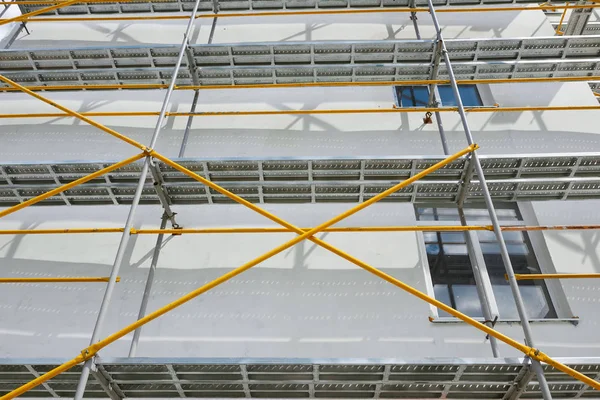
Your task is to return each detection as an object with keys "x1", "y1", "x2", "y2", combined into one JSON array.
[
  {"x1": 1, "y1": 357, "x2": 599, "y2": 399},
  {"x1": 1, "y1": 153, "x2": 600, "y2": 206},
  {"x1": 1, "y1": 36, "x2": 599, "y2": 89}
]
